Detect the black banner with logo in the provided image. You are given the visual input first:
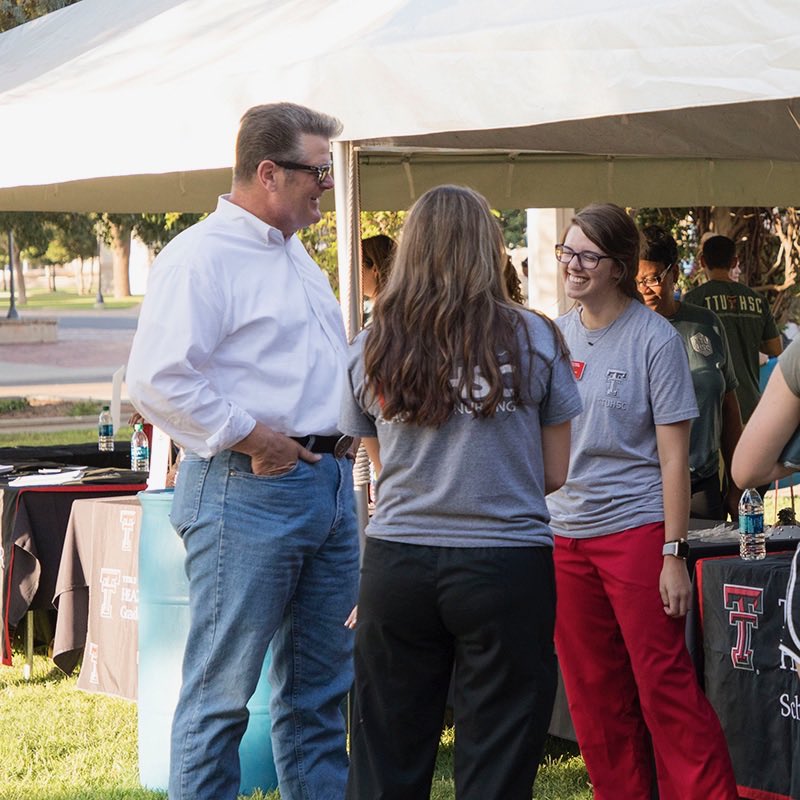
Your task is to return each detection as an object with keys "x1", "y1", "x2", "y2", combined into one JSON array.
[{"x1": 700, "y1": 553, "x2": 800, "y2": 800}]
